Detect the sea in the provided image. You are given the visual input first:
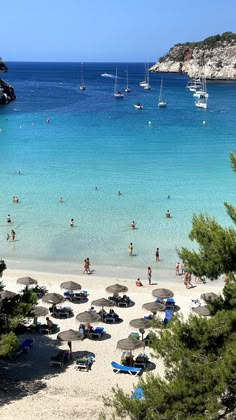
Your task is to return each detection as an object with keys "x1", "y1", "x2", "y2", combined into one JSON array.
[{"x1": 0, "y1": 62, "x2": 236, "y2": 273}]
